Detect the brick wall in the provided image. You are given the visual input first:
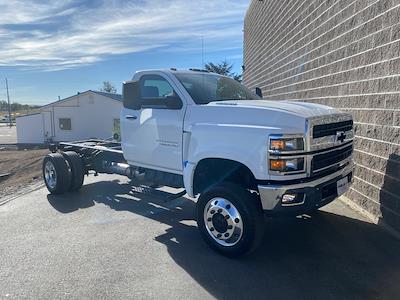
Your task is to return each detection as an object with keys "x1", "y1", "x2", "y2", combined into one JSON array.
[{"x1": 243, "y1": 0, "x2": 400, "y2": 231}]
